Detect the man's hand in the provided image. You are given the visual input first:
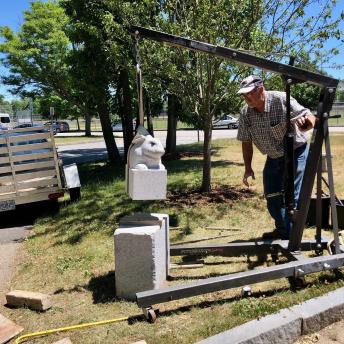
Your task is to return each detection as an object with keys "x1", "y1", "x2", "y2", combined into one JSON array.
[
  {"x1": 243, "y1": 168, "x2": 255, "y2": 187},
  {"x1": 296, "y1": 114, "x2": 316, "y2": 131}
]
